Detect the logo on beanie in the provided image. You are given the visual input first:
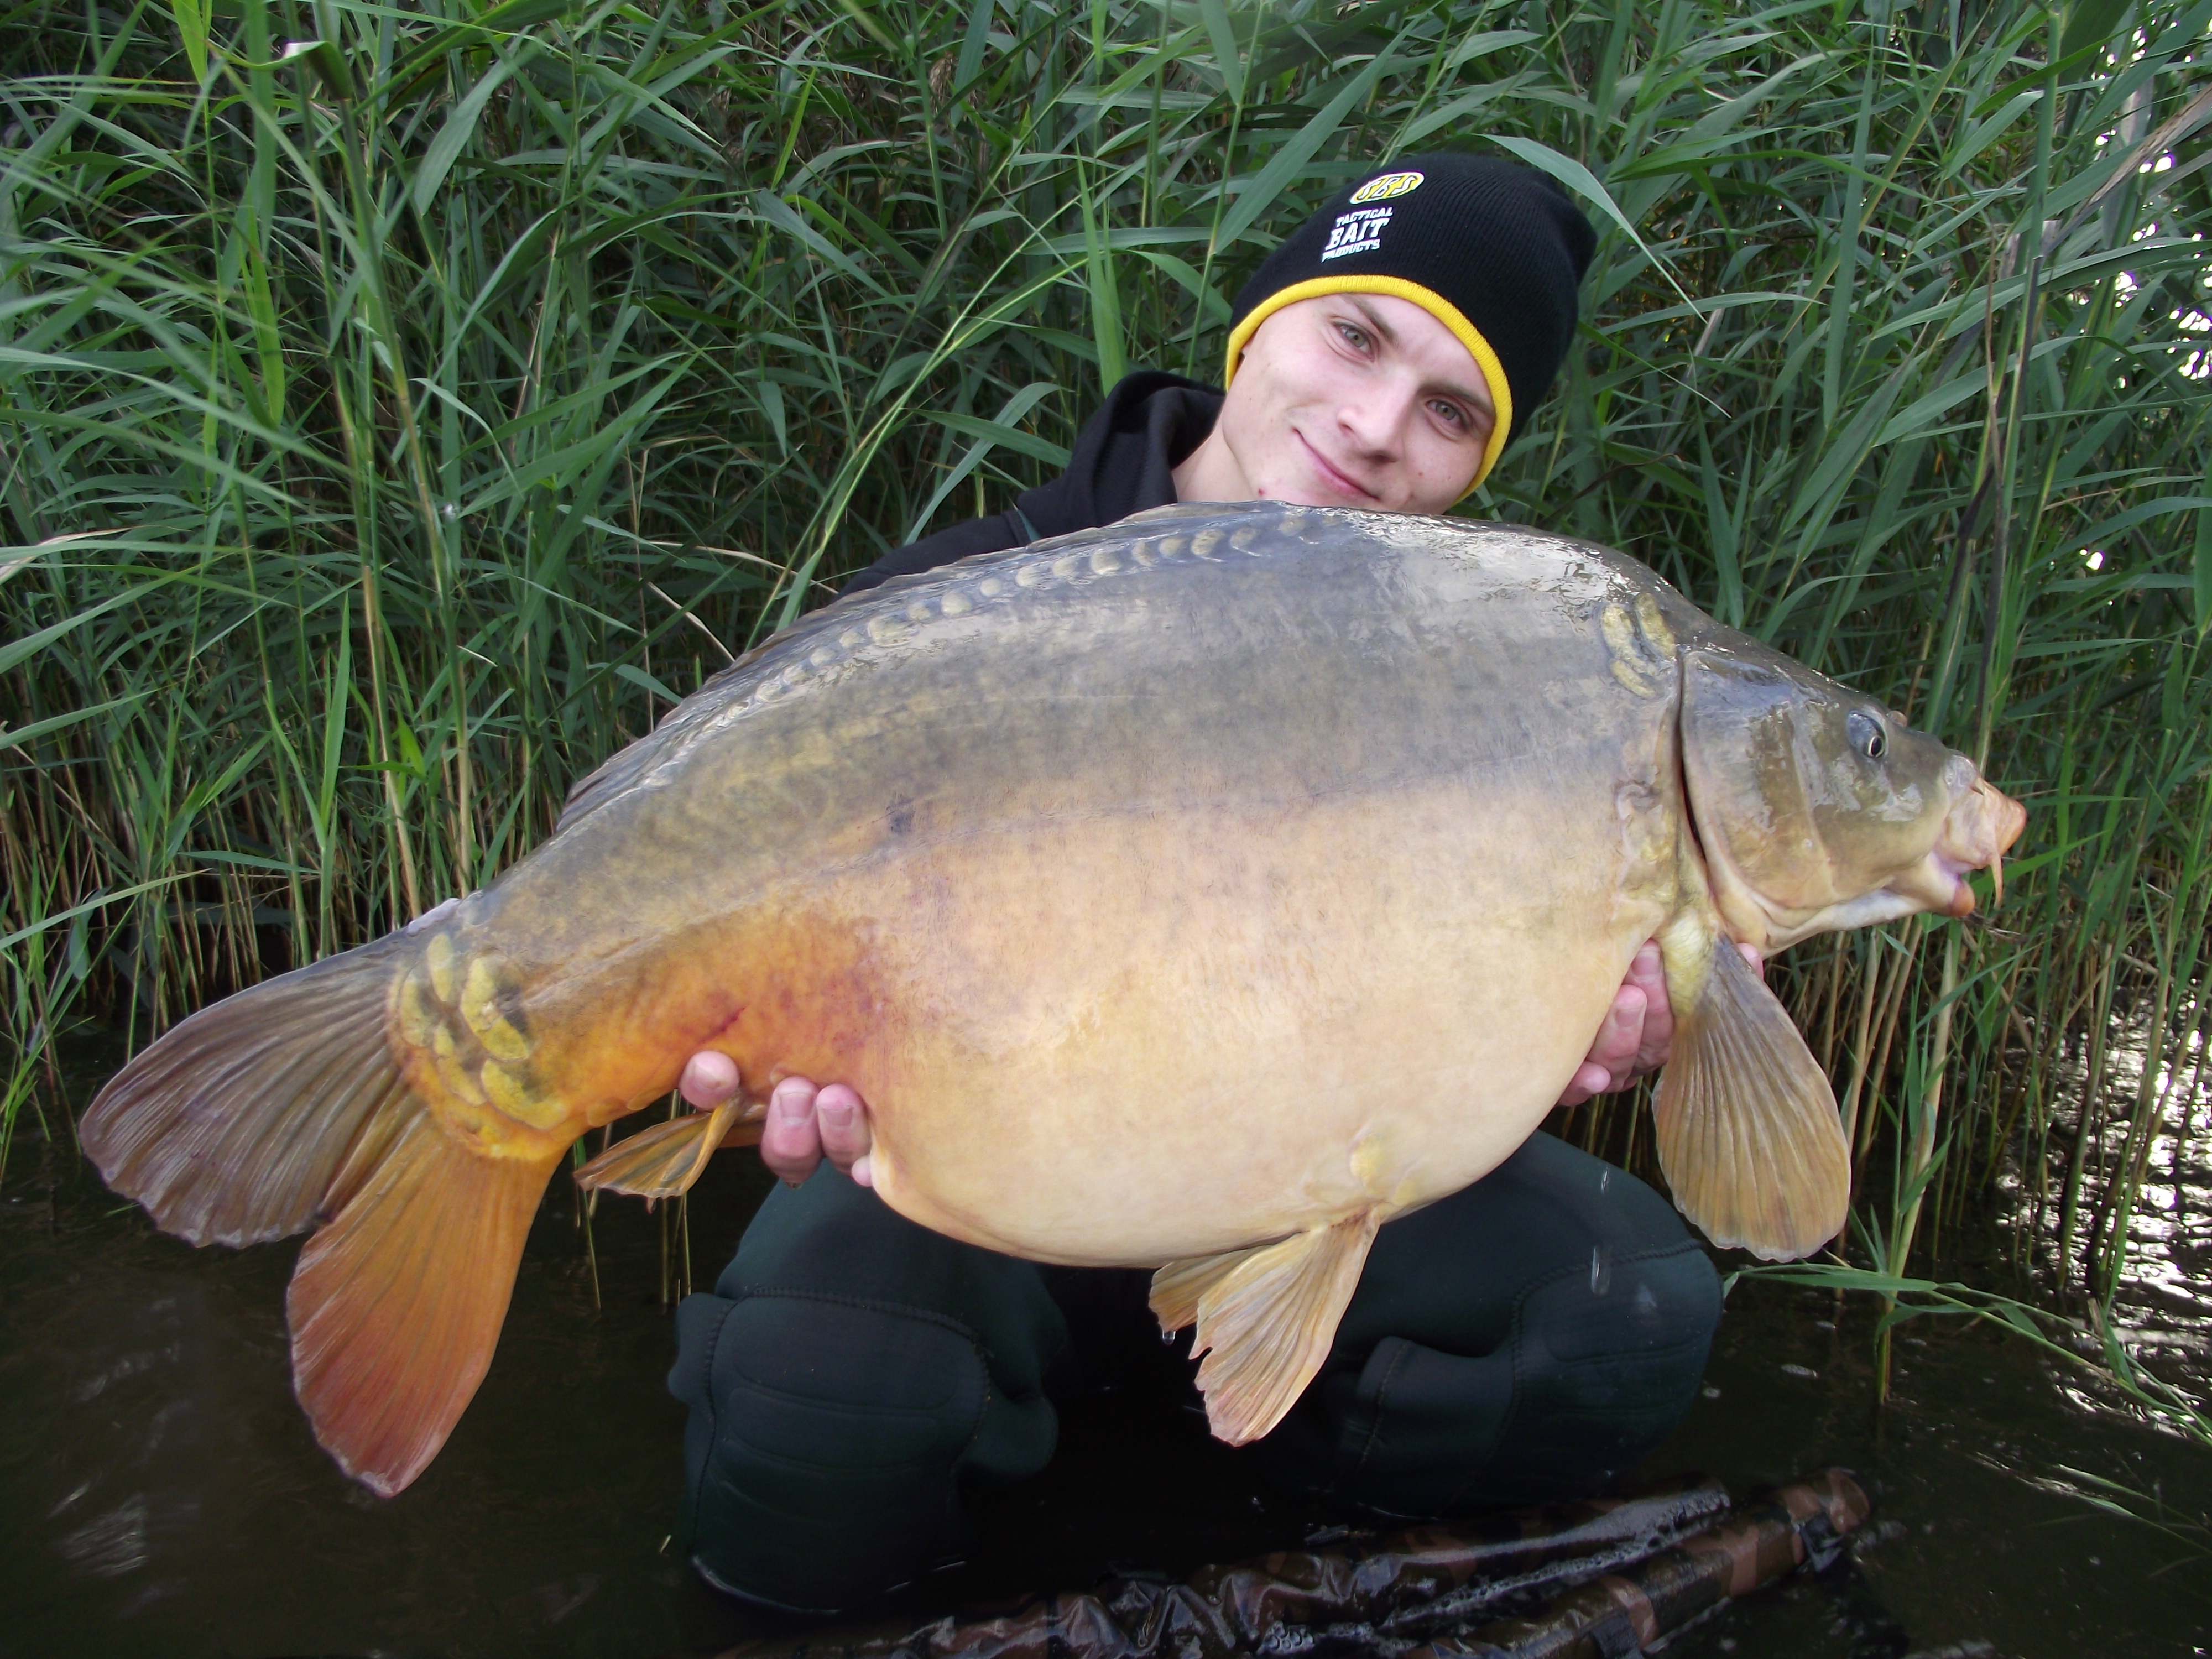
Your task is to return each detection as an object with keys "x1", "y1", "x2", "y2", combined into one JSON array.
[
  {"x1": 1348, "y1": 170, "x2": 1424, "y2": 204},
  {"x1": 1322, "y1": 206, "x2": 1392, "y2": 260}
]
